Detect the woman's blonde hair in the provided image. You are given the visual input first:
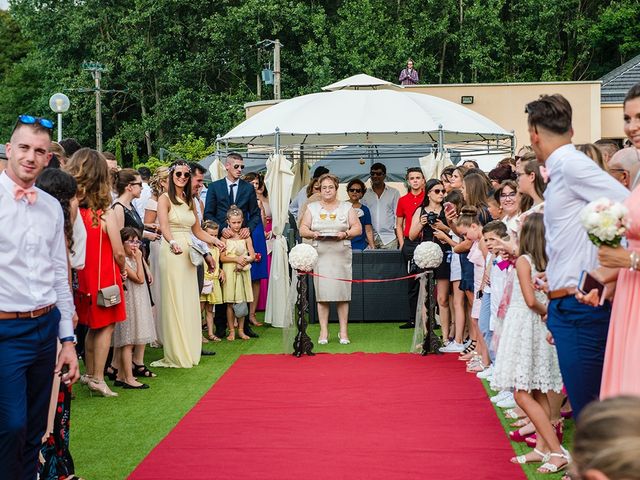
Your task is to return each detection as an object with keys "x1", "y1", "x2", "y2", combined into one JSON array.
[
  {"x1": 316, "y1": 173, "x2": 339, "y2": 190},
  {"x1": 64, "y1": 148, "x2": 112, "y2": 226},
  {"x1": 150, "y1": 166, "x2": 169, "y2": 197},
  {"x1": 577, "y1": 143, "x2": 608, "y2": 172},
  {"x1": 572, "y1": 396, "x2": 640, "y2": 480}
]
